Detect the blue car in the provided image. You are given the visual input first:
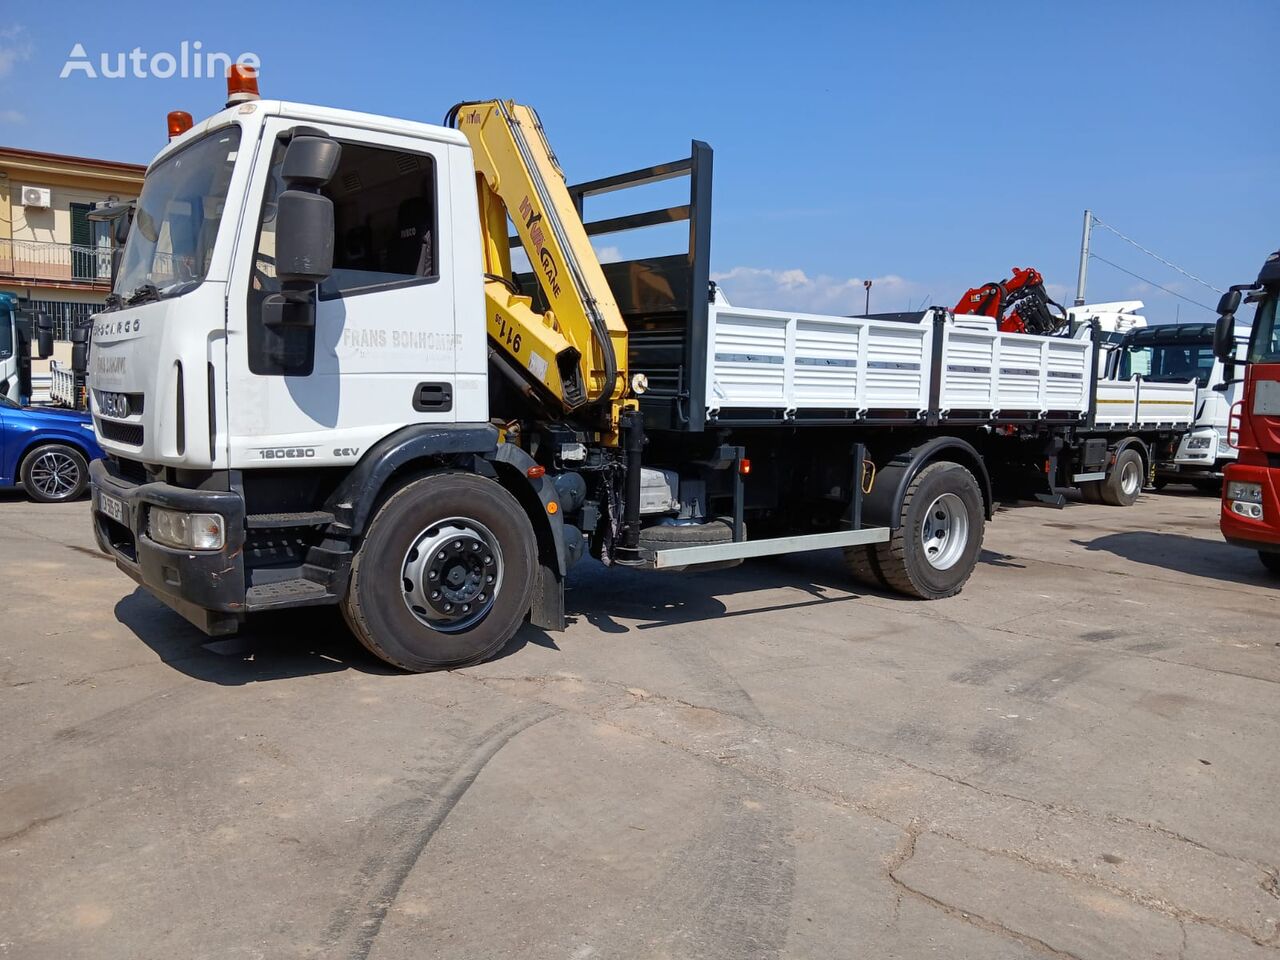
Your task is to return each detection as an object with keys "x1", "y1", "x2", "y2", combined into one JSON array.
[{"x1": 0, "y1": 395, "x2": 104, "y2": 502}]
